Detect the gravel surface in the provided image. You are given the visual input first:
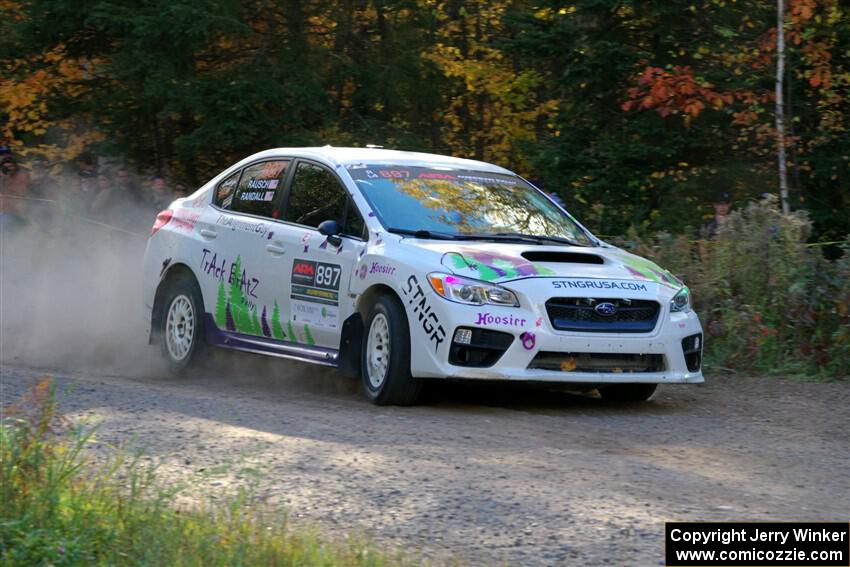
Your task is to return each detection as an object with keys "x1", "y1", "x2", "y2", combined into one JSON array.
[
  {"x1": 1, "y1": 358, "x2": 847, "y2": 566},
  {"x1": 1, "y1": 223, "x2": 848, "y2": 565}
]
